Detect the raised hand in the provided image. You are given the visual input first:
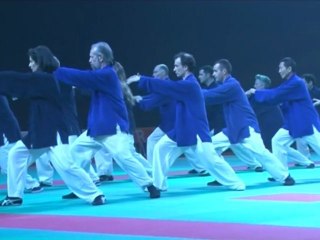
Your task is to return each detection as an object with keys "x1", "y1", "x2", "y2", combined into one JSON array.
[
  {"x1": 134, "y1": 95, "x2": 143, "y2": 103},
  {"x1": 313, "y1": 98, "x2": 320, "y2": 106},
  {"x1": 245, "y1": 88, "x2": 256, "y2": 96},
  {"x1": 127, "y1": 75, "x2": 141, "y2": 85}
]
